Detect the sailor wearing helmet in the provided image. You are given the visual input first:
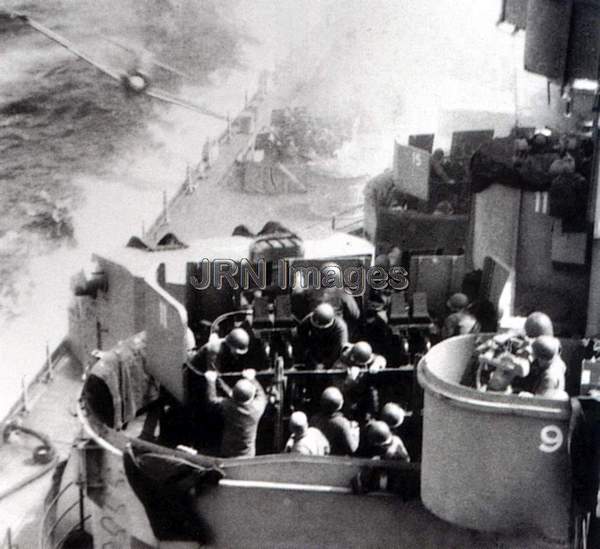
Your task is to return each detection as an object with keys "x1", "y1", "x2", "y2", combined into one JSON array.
[
  {"x1": 441, "y1": 293, "x2": 480, "y2": 339},
  {"x1": 310, "y1": 387, "x2": 359, "y2": 455},
  {"x1": 477, "y1": 349, "x2": 531, "y2": 394},
  {"x1": 296, "y1": 303, "x2": 349, "y2": 369},
  {"x1": 519, "y1": 335, "x2": 568, "y2": 400},
  {"x1": 363, "y1": 420, "x2": 410, "y2": 462},
  {"x1": 284, "y1": 411, "x2": 330, "y2": 456},
  {"x1": 204, "y1": 368, "x2": 267, "y2": 457},
  {"x1": 190, "y1": 327, "x2": 251, "y2": 373},
  {"x1": 334, "y1": 341, "x2": 386, "y2": 423},
  {"x1": 466, "y1": 311, "x2": 555, "y2": 389}
]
